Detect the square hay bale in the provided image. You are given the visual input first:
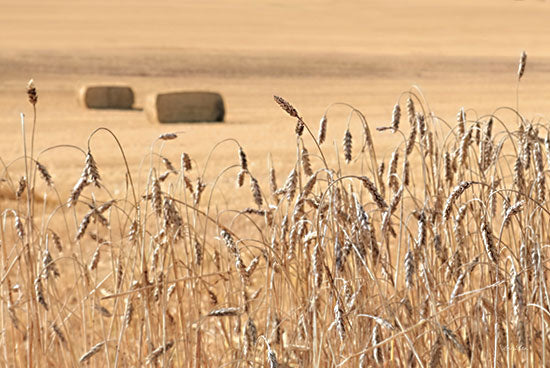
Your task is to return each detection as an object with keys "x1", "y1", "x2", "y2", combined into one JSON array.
[
  {"x1": 79, "y1": 85, "x2": 135, "y2": 109},
  {"x1": 146, "y1": 91, "x2": 225, "y2": 123}
]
